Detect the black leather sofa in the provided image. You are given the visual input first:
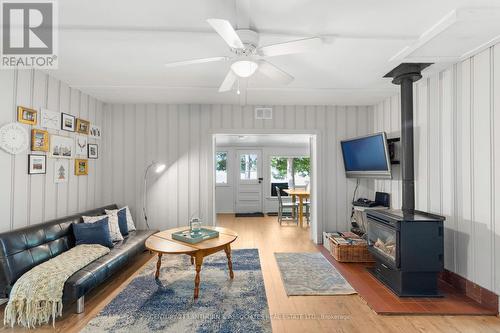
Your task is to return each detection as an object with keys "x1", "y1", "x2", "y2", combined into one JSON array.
[{"x1": 0, "y1": 204, "x2": 157, "y2": 313}]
